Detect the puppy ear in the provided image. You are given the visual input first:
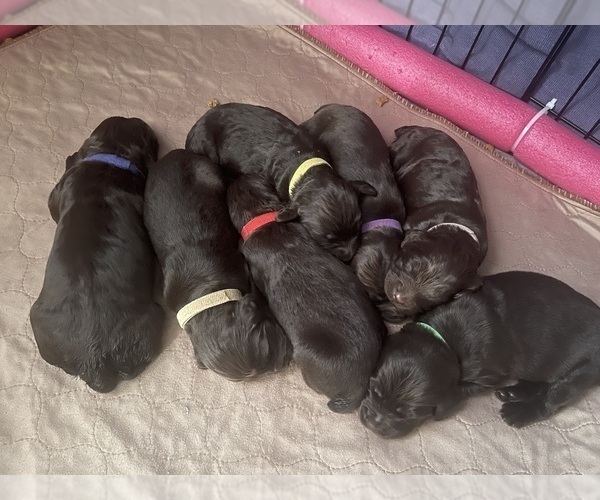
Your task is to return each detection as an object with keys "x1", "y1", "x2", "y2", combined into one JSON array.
[
  {"x1": 276, "y1": 206, "x2": 300, "y2": 223},
  {"x1": 349, "y1": 180, "x2": 377, "y2": 197},
  {"x1": 65, "y1": 152, "x2": 80, "y2": 170},
  {"x1": 48, "y1": 181, "x2": 63, "y2": 223},
  {"x1": 453, "y1": 275, "x2": 483, "y2": 300}
]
